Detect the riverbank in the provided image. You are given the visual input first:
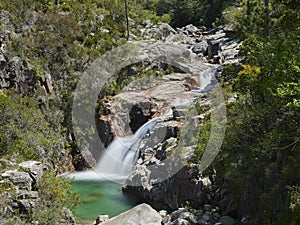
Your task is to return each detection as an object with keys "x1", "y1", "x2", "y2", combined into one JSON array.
[{"x1": 93, "y1": 203, "x2": 237, "y2": 225}]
